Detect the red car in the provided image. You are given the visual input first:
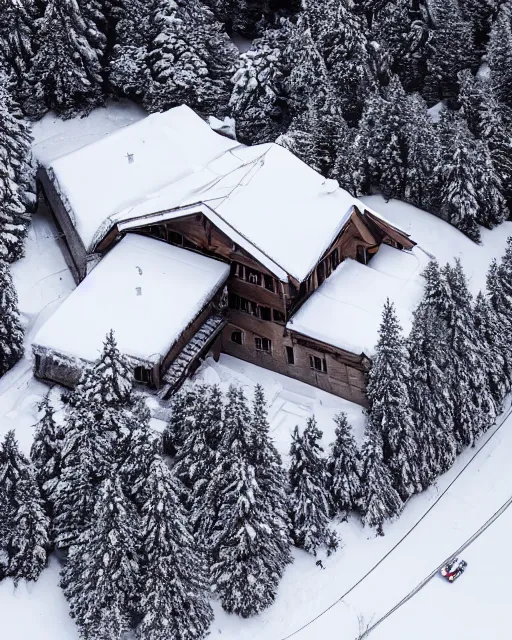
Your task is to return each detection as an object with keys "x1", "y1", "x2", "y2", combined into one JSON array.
[{"x1": 440, "y1": 558, "x2": 467, "y2": 582}]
